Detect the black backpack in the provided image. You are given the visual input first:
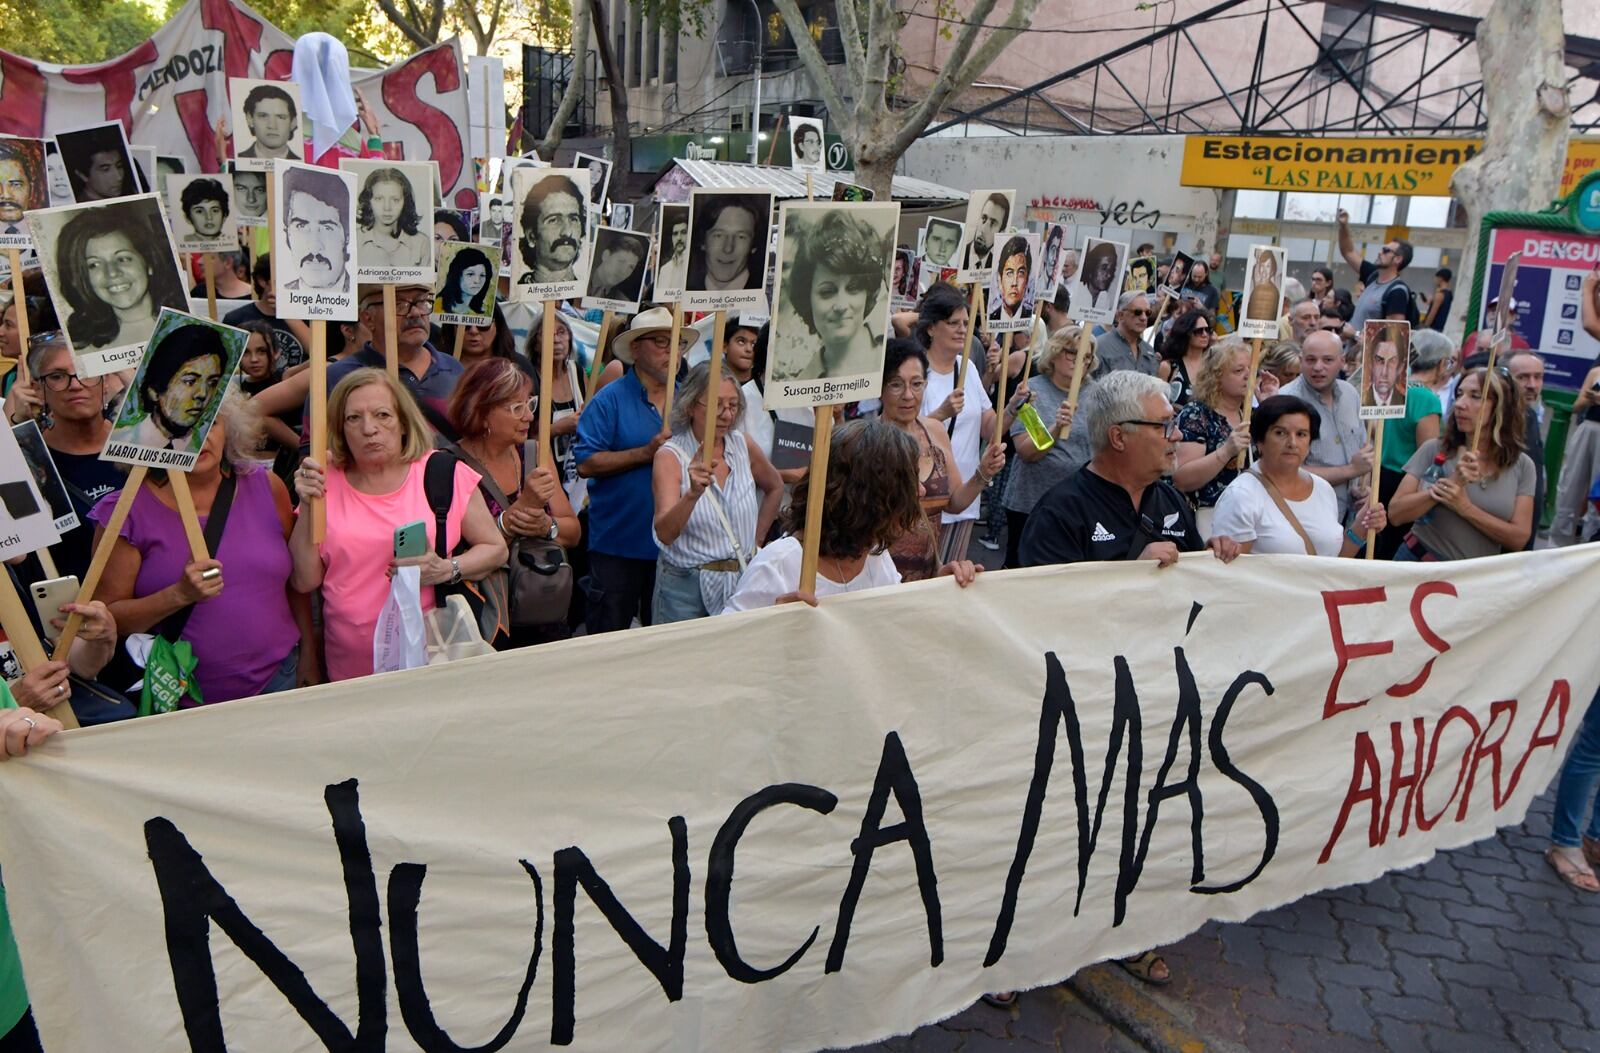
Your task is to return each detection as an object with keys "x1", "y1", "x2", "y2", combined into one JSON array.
[{"x1": 422, "y1": 451, "x2": 509, "y2": 646}]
